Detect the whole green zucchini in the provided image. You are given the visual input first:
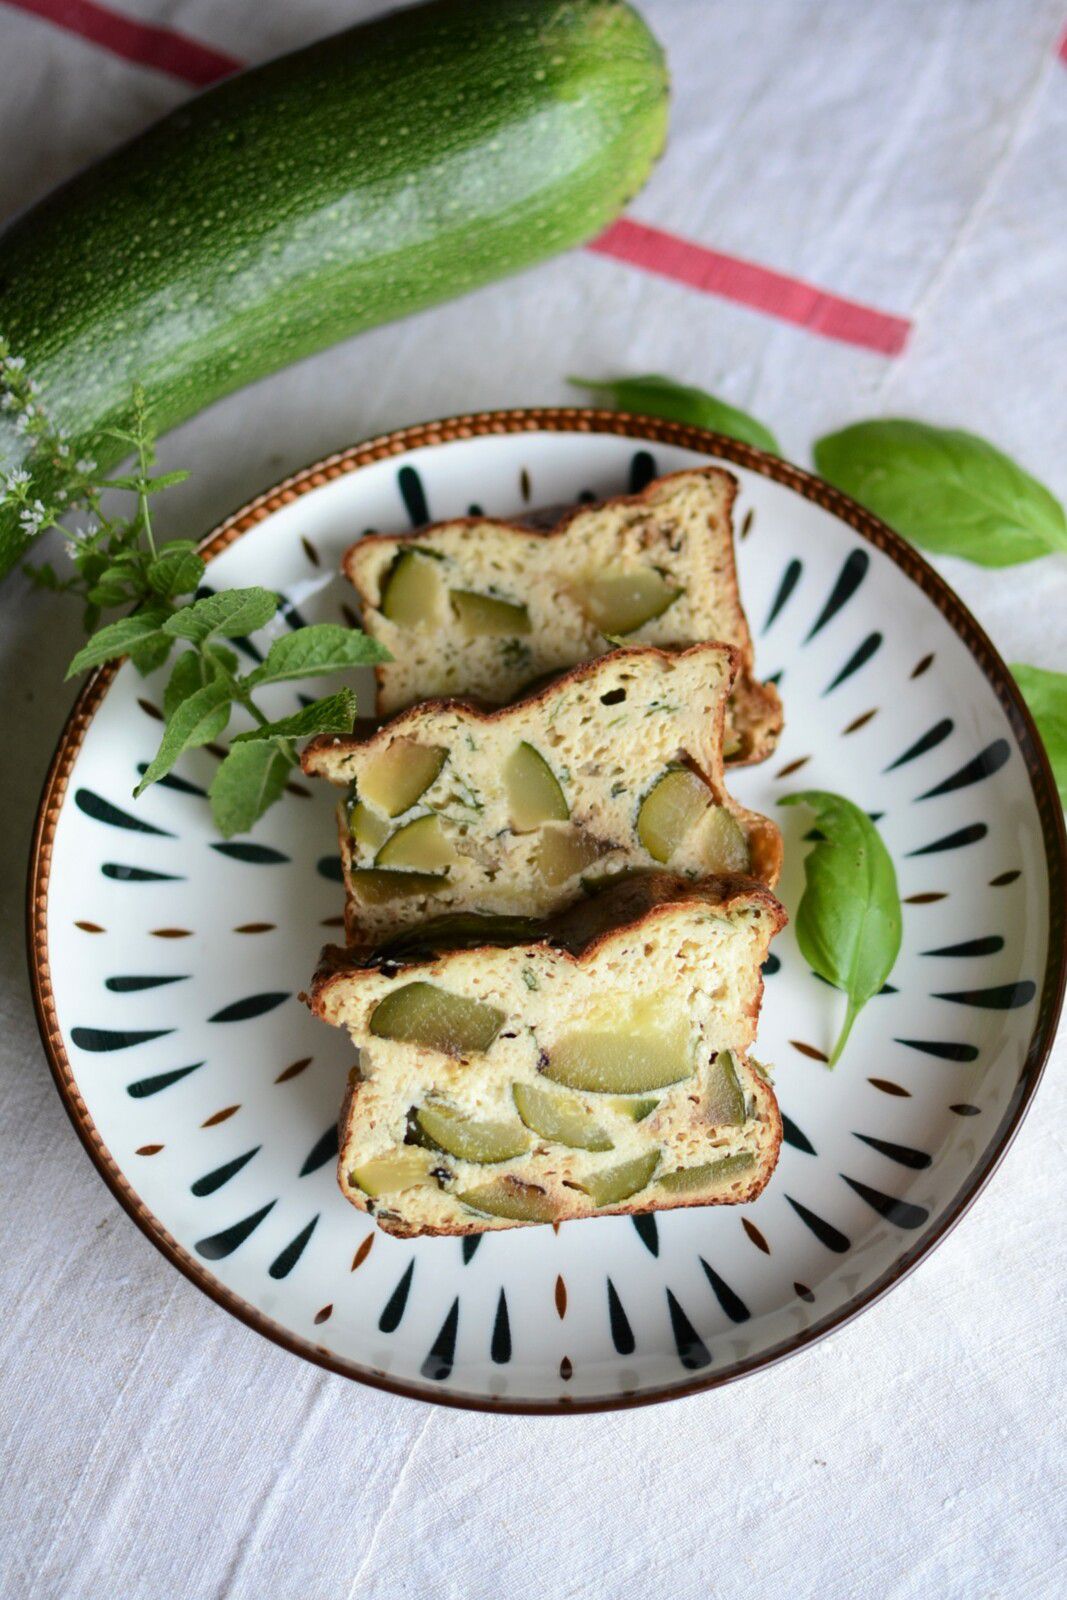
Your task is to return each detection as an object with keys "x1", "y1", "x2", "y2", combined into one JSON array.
[{"x1": 0, "y1": 0, "x2": 667, "y2": 577}]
